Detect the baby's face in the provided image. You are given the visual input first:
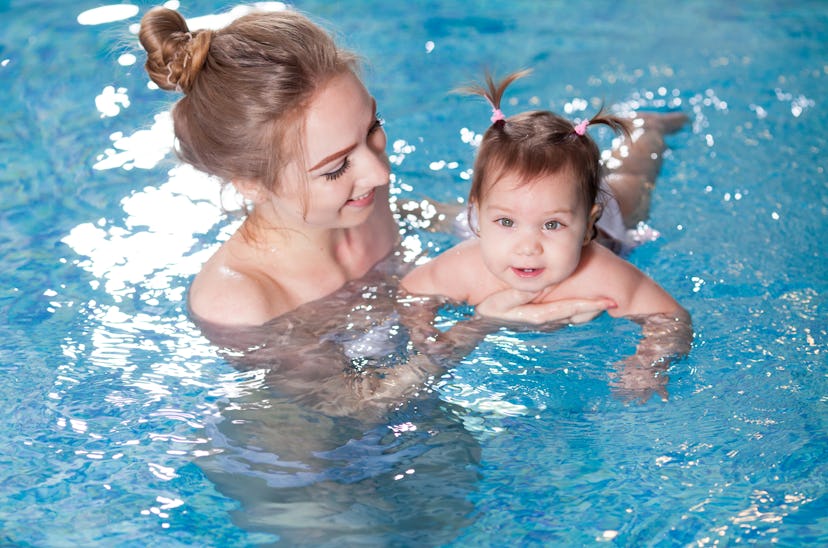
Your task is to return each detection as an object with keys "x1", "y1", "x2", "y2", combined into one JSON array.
[{"x1": 476, "y1": 168, "x2": 595, "y2": 293}]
